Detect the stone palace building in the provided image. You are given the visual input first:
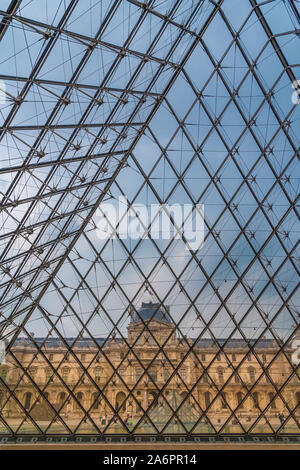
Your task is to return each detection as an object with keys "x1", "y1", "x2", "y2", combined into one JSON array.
[{"x1": 0, "y1": 302, "x2": 299, "y2": 433}]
